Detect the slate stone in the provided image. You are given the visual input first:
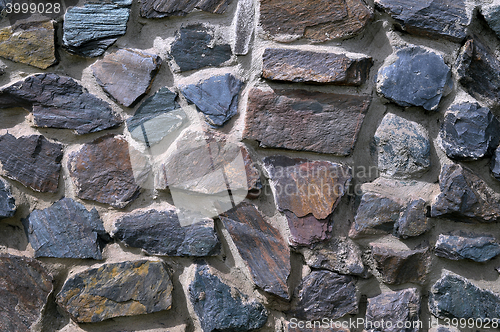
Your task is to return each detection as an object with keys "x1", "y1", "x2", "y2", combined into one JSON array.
[
  {"x1": 429, "y1": 272, "x2": 500, "y2": 319},
  {"x1": 374, "y1": 113, "x2": 431, "y2": 178},
  {"x1": 180, "y1": 74, "x2": 243, "y2": 127},
  {"x1": 375, "y1": 0, "x2": 469, "y2": 42},
  {"x1": 260, "y1": 0, "x2": 372, "y2": 42},
  {"x1": 66, "y1": 38, "x2": 118, "y2": 58},
  {"x1": 394, "y1": 199, "x2": 429, "y2": 239},
  {"x1": 365, "y1": 288, "x2": 421, "y2": 332},
  {"x1": 0, "y1": 178, "x2": 15, "y2": 219},
  {"x1": 232, "y1": 0, "x2": 254, "y2": 55},
  {"x1": 439, "y1": 102, "x2": 500, "y2": 160},
  {"x1": 377, "y1": 46, "x2": 452, "y2": 111},
  {"x1": 67, "y1": 135, "x2": 142, "y2": 208},
  {"x1": 292, "y1": 270, "x2": 358, "y2": 320},
  {"x1": 25, "y1": 198, "x2": 108, "y2": 259},
  {"x1": 57, "y1": 260, "x2": 173, "y2": 323},
  {"x1": 262, "y1": 49, "x2": 373, "y2": 86},
  {"x1": 491, "y1": 146, "x2": 500, "y2": 181},
  {"x1": 170, "y1": 24, "x2": 232, "y2": 72},
  {"x1": 0, "y1": 134, "x2": 62, "y2": 193},
  {"x1": 0, "y1": 254, "x2": 53, "y2": 332},
  {"x1": 140, "y1": 0, "x2": 232, "y2": 18},
  {"x1": 371, "y1": 244, "x2": 430, "y2": 285},
  {"x1": 0, "y1": 20, "x2": 56, "y2": 69},
  {"x1": 435, "y1": 233, "x2": 500, "y2": 262},
  {"x1": 482, "y1": 4, "x2": 500, "y2": 40},
  {"x1": 244, "y1": 88, "x2": 371, "y2": 156},
  {"x1": 431, "y1": 163, "x2": 500, "y2": 223},
  {"x1": 220, "y1": 203, "x2": 291, "y2": 299},
  {"x1": 113, "y1": 207, "x2": 220, "y2": 256},
  {"x1": 92, "y1": 48, "x2": 162, "y2": 107},
  {"x1": 0, "y1": 73, "x2": 121, "y2": 134},
  {"x1": 189, "y1": 265, "x2": 268, "y2": 332}
]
